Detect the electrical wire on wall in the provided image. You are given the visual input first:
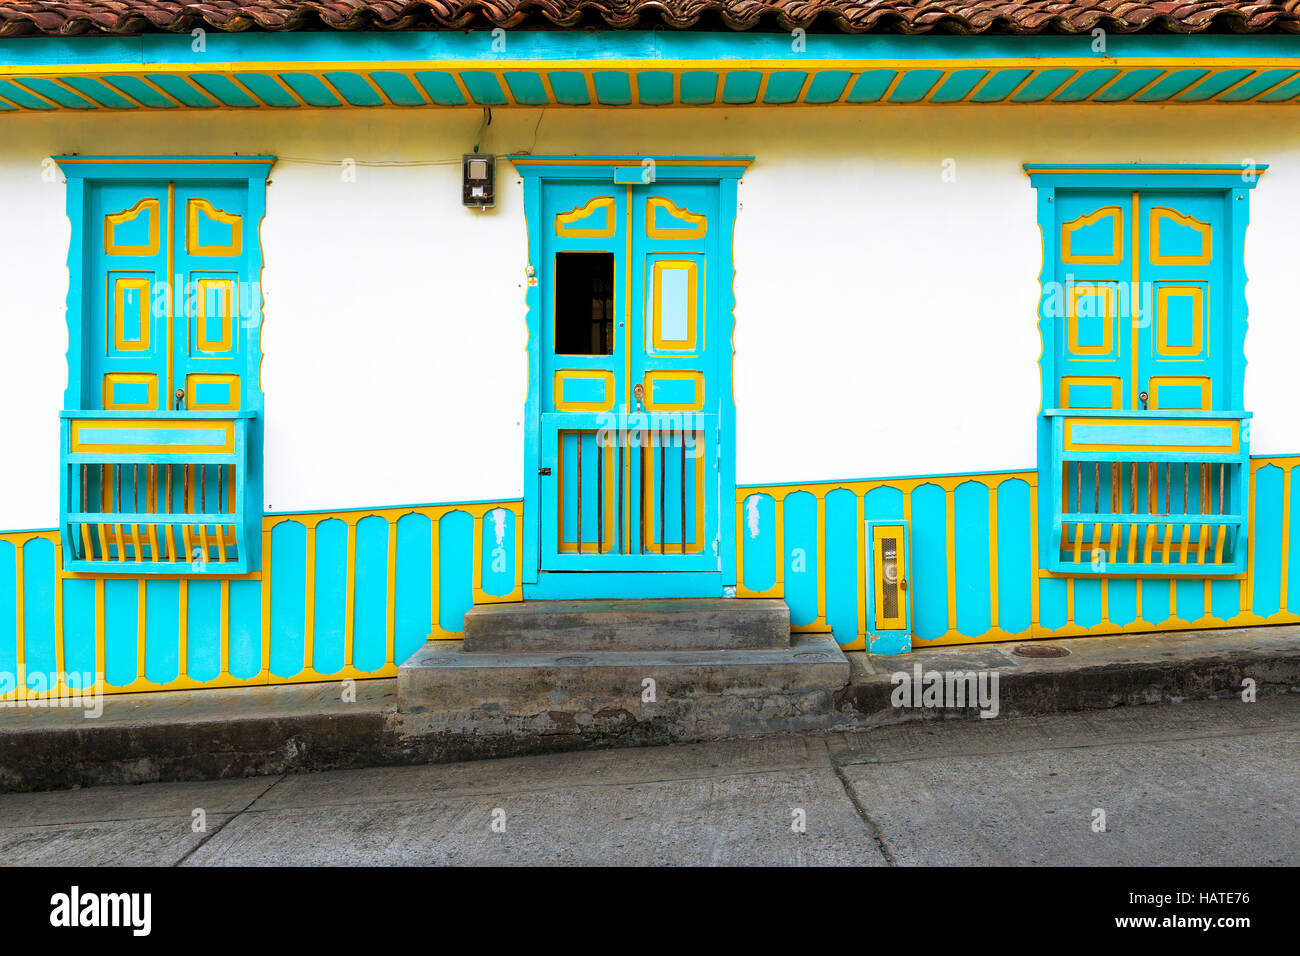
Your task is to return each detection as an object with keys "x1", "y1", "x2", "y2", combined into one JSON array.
[{"x1": 473, "y1": 107, "x2": 492, "y2": 154}]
